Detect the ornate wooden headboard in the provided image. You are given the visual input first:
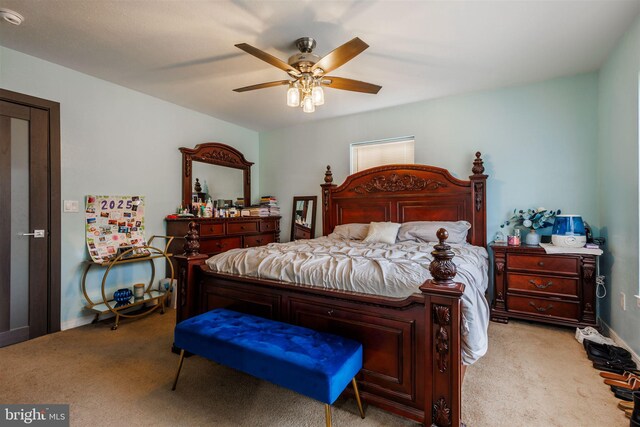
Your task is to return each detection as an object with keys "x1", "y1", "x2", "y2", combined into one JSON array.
[{"x1": 321, "y1": 152, "x2": 488, "y2": 247}]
